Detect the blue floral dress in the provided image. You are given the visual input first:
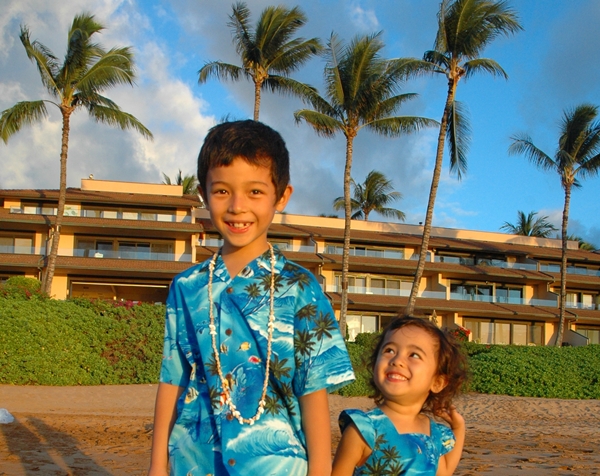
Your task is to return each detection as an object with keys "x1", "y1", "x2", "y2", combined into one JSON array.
[
  {"x1": 339, "y1": 408, "x2": 455, "y2": 475},
  {"x1": 160, "y1": 248, "x2": 355, "y2": 475}
]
